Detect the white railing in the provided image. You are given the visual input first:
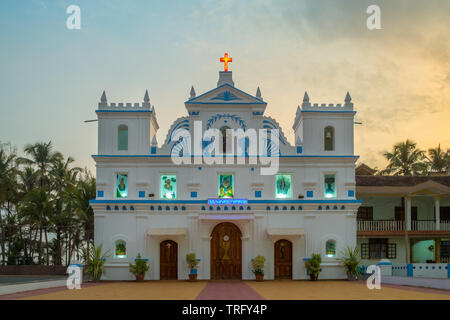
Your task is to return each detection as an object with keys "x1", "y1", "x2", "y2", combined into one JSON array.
[
  {"x1": 441, "y1": 220, "x2": 450, "y2": 231},
  {"x1": 357, "y1": 220, "x2": 404, "y2": 232},
  {"x1": 358, "y1": 219, "x2": 450, "y2": 232},
  {"x1": 412, "y1": 220, "x2": 435, "y2": 231}
]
